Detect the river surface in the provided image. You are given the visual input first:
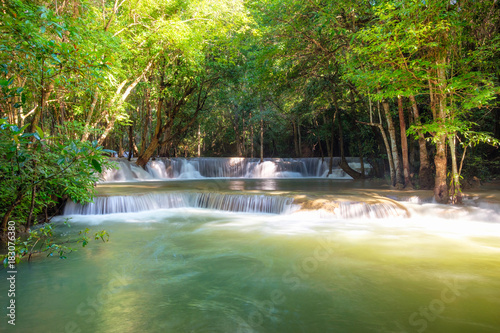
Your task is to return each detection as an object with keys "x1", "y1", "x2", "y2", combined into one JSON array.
[{"x1": 1, "y1": 177, "x2": 500, "y2": 333}]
